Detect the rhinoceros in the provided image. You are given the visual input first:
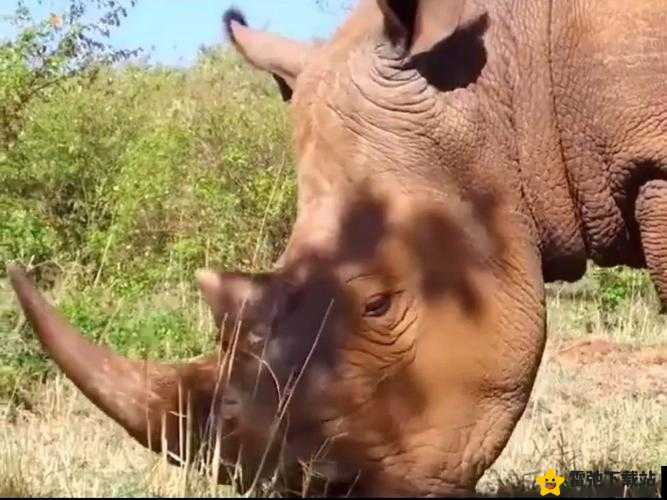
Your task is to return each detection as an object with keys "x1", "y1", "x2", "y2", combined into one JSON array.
[{"x1": 8, "y1": 0, "x2": 667, "y2": 496}]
